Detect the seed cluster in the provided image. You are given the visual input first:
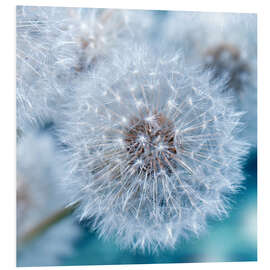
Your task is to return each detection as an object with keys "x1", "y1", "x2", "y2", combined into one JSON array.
[
  {"x1": 124, "y1": 111, "x2": 177, "y2": 176},
  {"x1": 60, "y1": 45, "x2": 249, "y2": 251}
]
